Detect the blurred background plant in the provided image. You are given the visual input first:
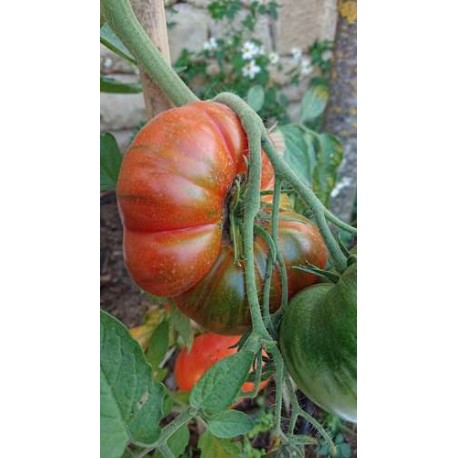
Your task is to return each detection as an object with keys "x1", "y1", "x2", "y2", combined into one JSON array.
[{"x1": 173, "y1": 0, "x2": 333, "y2": 125}]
